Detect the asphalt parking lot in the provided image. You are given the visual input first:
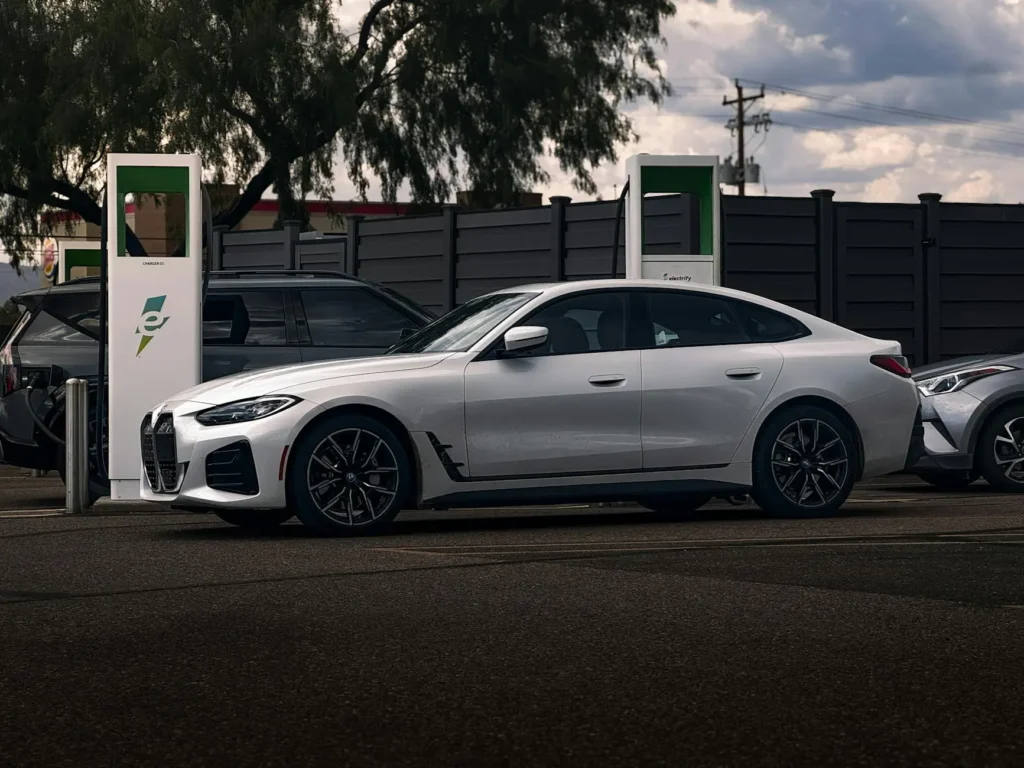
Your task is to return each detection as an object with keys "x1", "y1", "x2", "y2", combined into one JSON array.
[{"x1": 4, "y1": 468, "x2": 1024, "y2": 766}]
